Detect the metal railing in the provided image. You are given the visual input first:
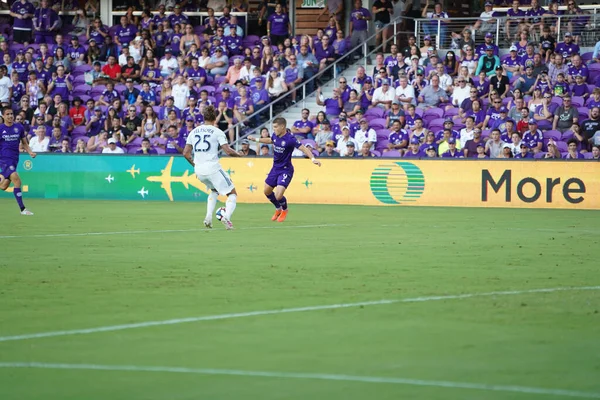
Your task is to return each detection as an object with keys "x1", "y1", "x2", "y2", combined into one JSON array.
[
  {"x1": 225, "y1": 15, "x2": 414, "y2": 151},
  {"x1": 416, "y1": 10, "x2": 600, "y2": 50}
]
